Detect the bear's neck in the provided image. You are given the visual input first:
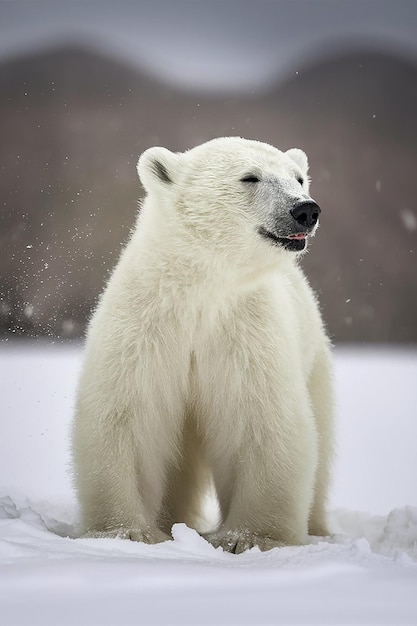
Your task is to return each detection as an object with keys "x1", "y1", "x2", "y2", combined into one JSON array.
[{"x1": 129, "y1": 221, "x2": 296, "y2": 299}]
